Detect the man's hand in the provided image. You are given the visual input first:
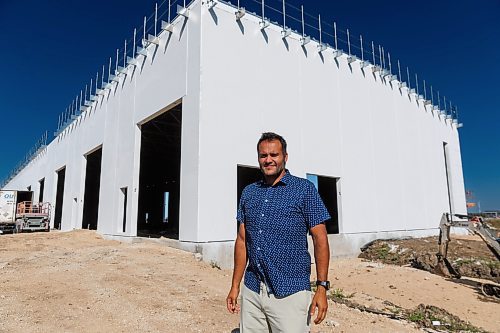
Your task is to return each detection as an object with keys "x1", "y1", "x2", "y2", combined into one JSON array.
[
  {"x1": 226, "y1": 286, "x2": 240, "y2": 314},
  {"x1": 309, "y1": 287, "x2": 328, "y2": 324}
]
